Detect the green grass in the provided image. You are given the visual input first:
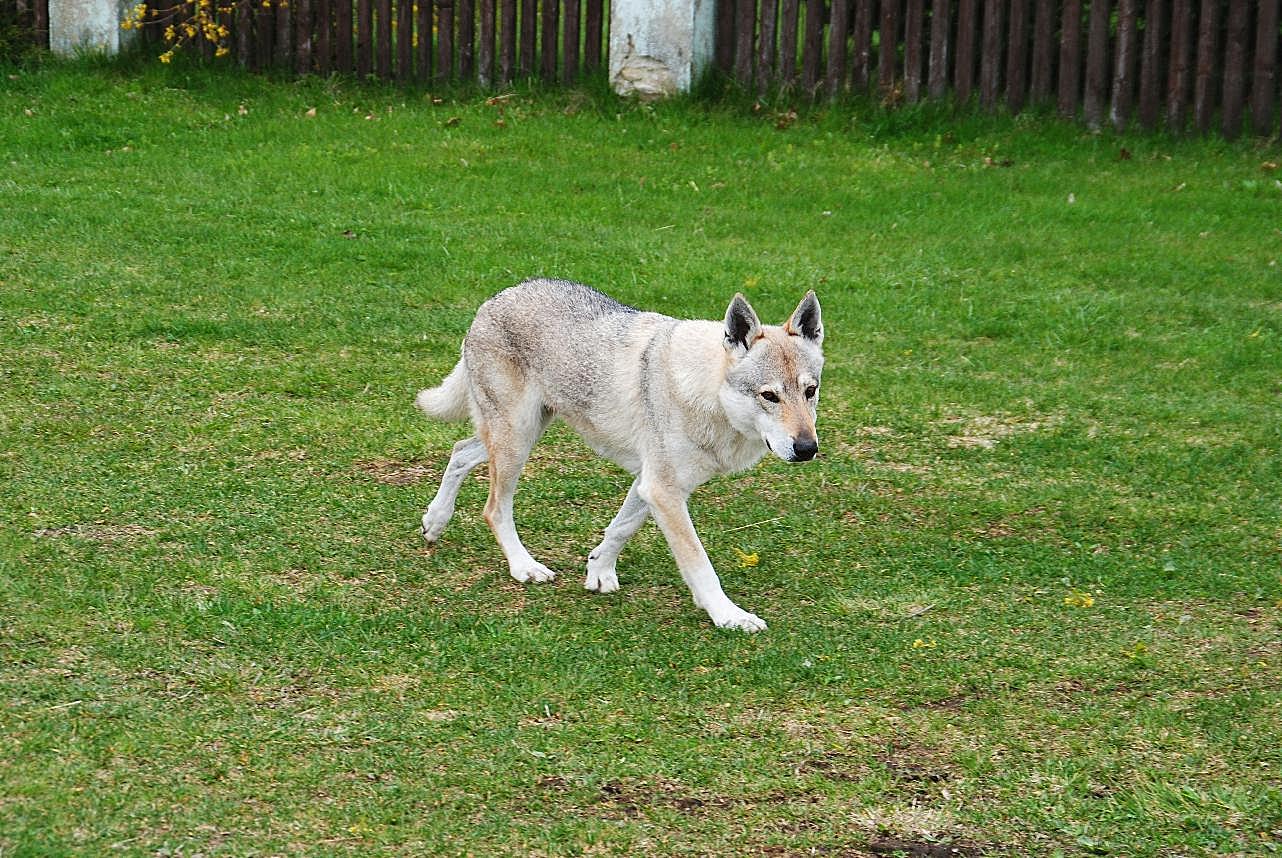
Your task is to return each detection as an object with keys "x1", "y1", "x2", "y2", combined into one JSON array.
[{"x1": 2, "y1": 58, "x2": 1281, "y2": 856}]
